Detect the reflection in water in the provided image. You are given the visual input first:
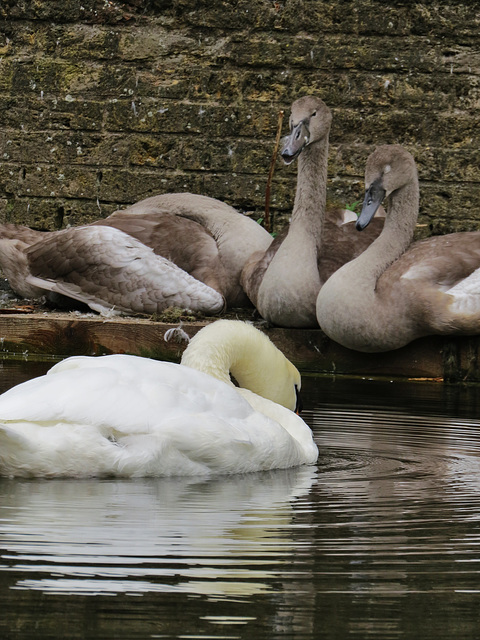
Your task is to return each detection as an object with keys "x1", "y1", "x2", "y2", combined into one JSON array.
[
  {"x1": 1, "y1": 366, "x2": 480, "y2": 638},
  {"x1": 0, "y1": 468, "x2": 316, "y2": 598}
]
